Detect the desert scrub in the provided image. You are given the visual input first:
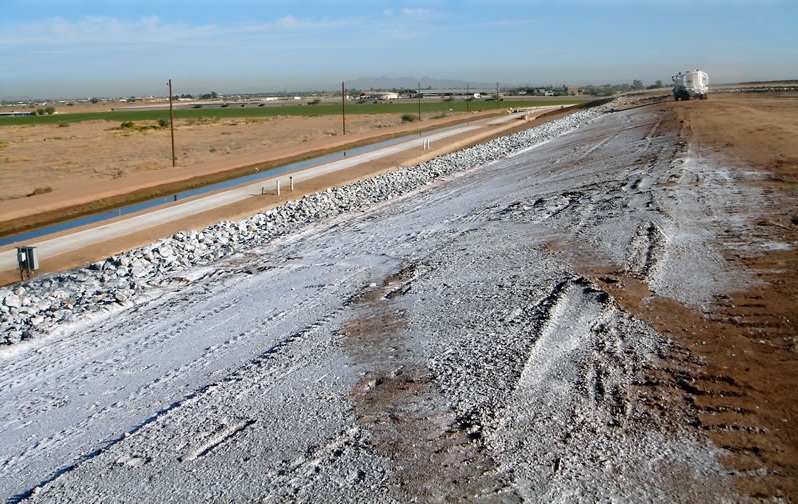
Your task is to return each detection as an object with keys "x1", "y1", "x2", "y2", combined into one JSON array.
[
  {"x1": 117, "y1": 120, "x2": 167, "y2": 132},
  {"x1": 401, "y1": 113, "x2": 419, "y2": 122},
  {"x1": 27, "y1": 186, "x2": 53, "y2": 197}
]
